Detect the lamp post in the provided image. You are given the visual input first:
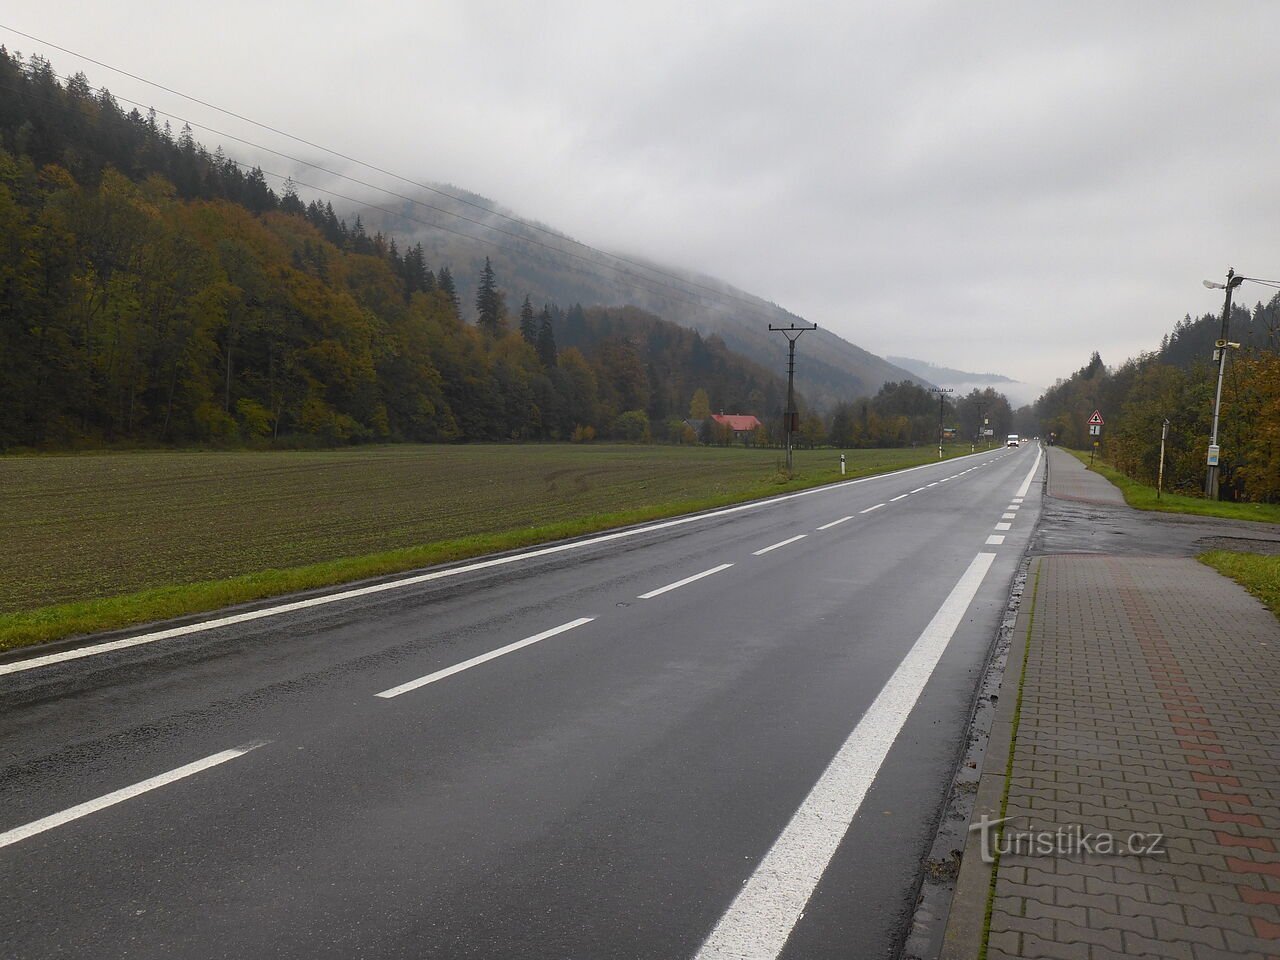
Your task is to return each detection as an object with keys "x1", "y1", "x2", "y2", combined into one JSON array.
[
  {"x1": 1202, "y1": 269, "x2": 1244, "y2": 499},
  {"x1": 929, "y1": 387, "x2": 954, "y2": 459},
  {"x1": 769, "y1": 322, "x2": 818, "y2": 473}
]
